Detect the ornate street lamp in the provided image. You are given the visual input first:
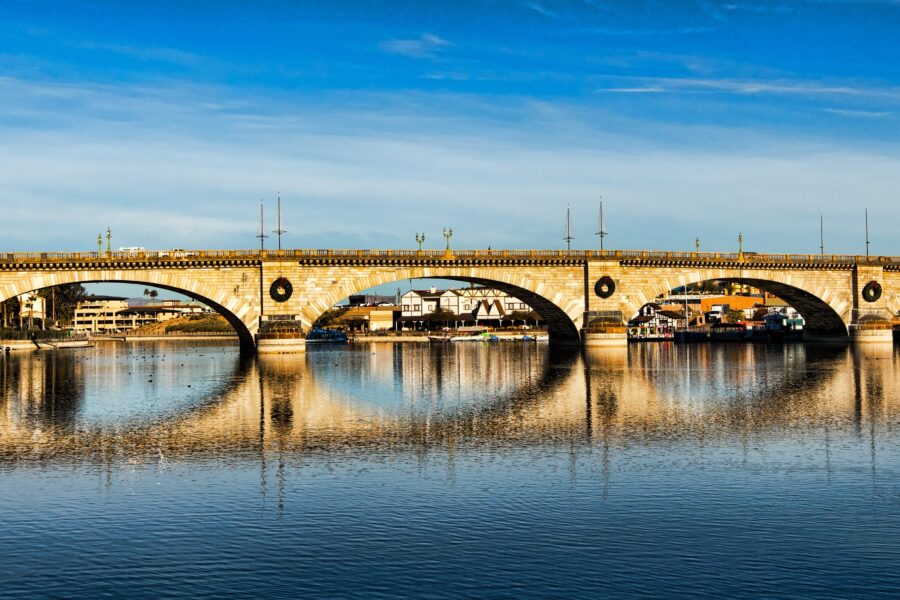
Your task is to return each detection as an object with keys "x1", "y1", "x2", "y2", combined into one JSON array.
[
  {"x1": 695, "y1": 237, "x2": 701, "y2": 252},
  {"x1": 442, "y1": 227, "x2": 453, "y2": 258},
  {"x1": 738, "y1": 232, "x2": 744, "y2": 262},
  {"x1": 106, "y1": 227, "x2": 112, "y2": 254},
  {"x1": 416, "y1": 233, "x2": 425, "y2": 252},
  {"x1": 97, "y1": 233, "x2": 102, "y2": 256}
]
